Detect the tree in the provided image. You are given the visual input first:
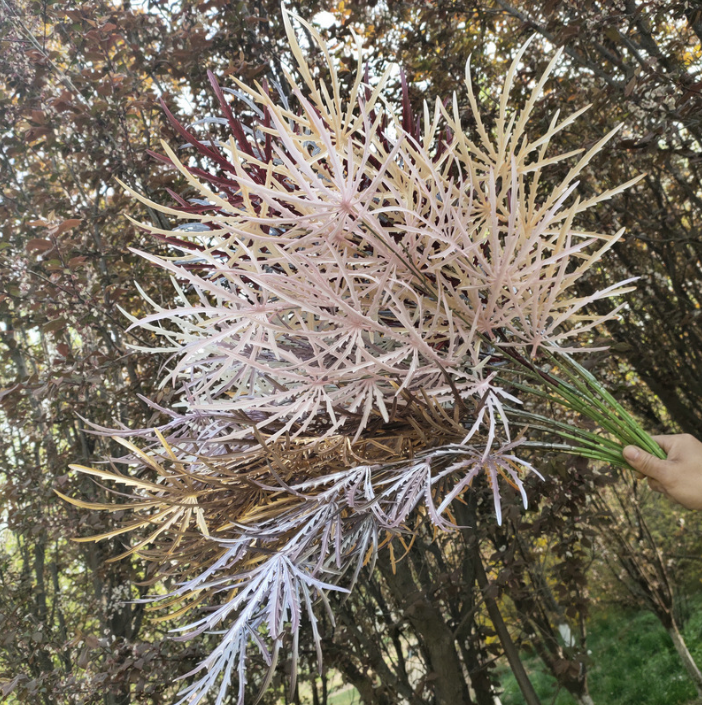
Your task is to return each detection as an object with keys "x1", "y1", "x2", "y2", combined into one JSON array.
[
  {"x1": 0, "y1": 1, "x2": 323, "y2": 701},
  {"x1": 4, "y1": 1, "x2": 702, "y2": 704}
]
